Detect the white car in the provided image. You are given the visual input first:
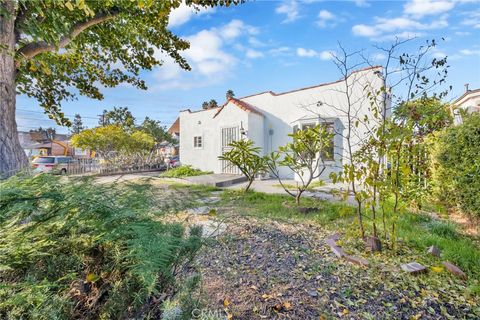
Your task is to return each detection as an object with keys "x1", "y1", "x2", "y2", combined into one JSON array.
[{"x1": 32, "y1": 156, "x2": 73, "y2": 174}]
